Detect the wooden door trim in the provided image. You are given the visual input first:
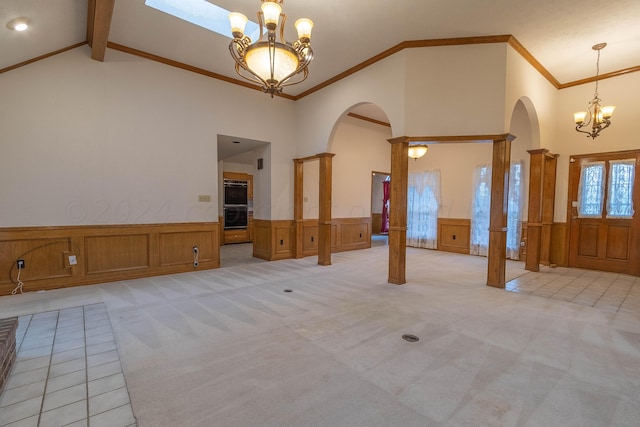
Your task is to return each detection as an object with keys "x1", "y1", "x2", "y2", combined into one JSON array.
[{"x1": 566, "y1": 149, "x2": 640, "y2": 275}]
